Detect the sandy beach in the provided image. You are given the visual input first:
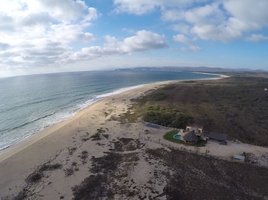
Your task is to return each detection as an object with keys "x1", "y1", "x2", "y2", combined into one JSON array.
[
  {"x1": 1, "y1": 77, "x2": 268, "y2": 200},
  {"x1": 0, "y1": 80, "x2": 174, "y2": 199}
]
